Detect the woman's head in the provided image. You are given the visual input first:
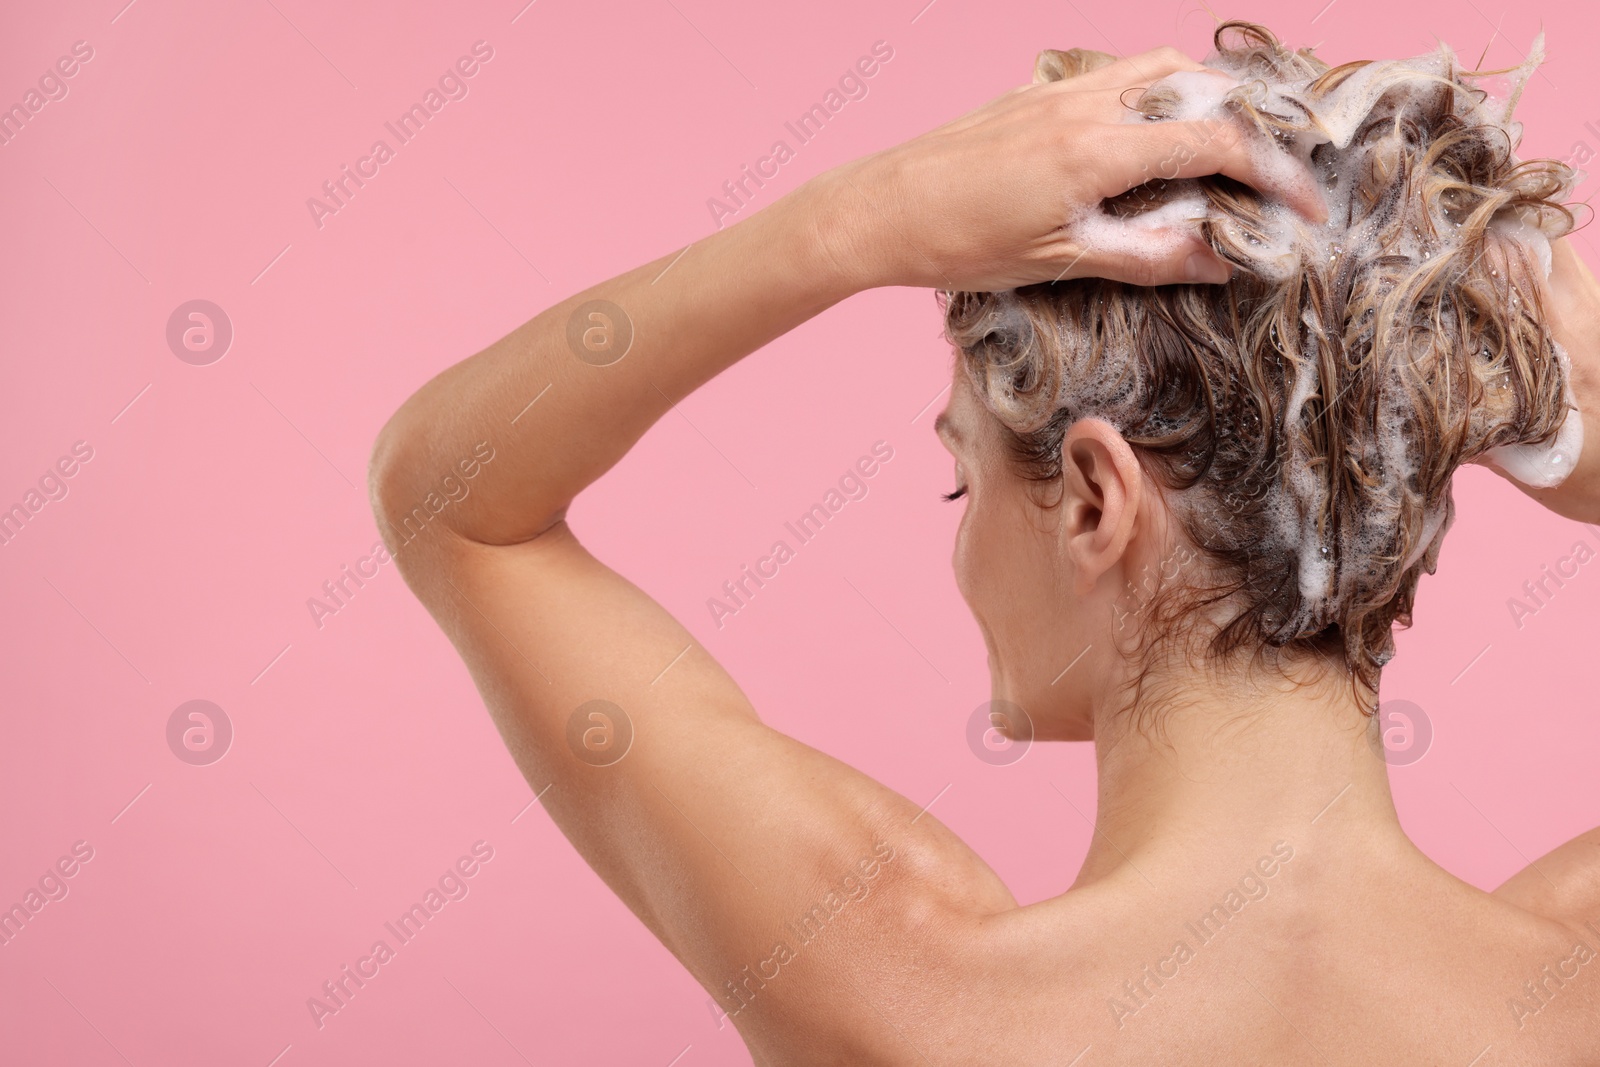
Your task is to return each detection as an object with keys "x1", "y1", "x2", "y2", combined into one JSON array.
[{"x1": 939, "y1": 20, "x2": 1582, "y2": 736}]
